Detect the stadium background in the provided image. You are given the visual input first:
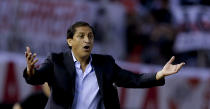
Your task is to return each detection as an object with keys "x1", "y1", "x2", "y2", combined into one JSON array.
[{"x1": 1, "y1": 0, "x2": 210, "y2": 109}]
